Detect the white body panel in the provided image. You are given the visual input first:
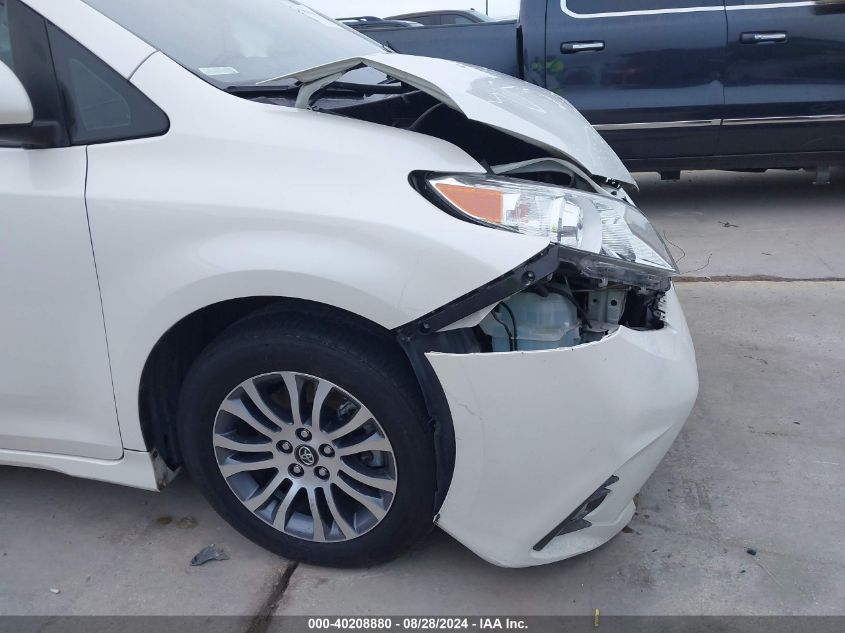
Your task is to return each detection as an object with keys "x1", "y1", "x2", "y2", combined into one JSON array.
[
  {"x1": 0, "y1": 447, "x2": 169, "y2": 491},
  {"x1": 429, "y1": 289, "x2": 698, "y2": 567},
  {"x1": 87, "y1": 53, "x2": 549, "y2": 451},
  {"x1": 0, "y1": 0, "x2": 698, "y2": 566},
  {"x1": 284, "y1": 53, "x2": 634, "y2": 186},
  {"x1": 0, "y1": 146, "x2": 122, "y2": 459}
]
